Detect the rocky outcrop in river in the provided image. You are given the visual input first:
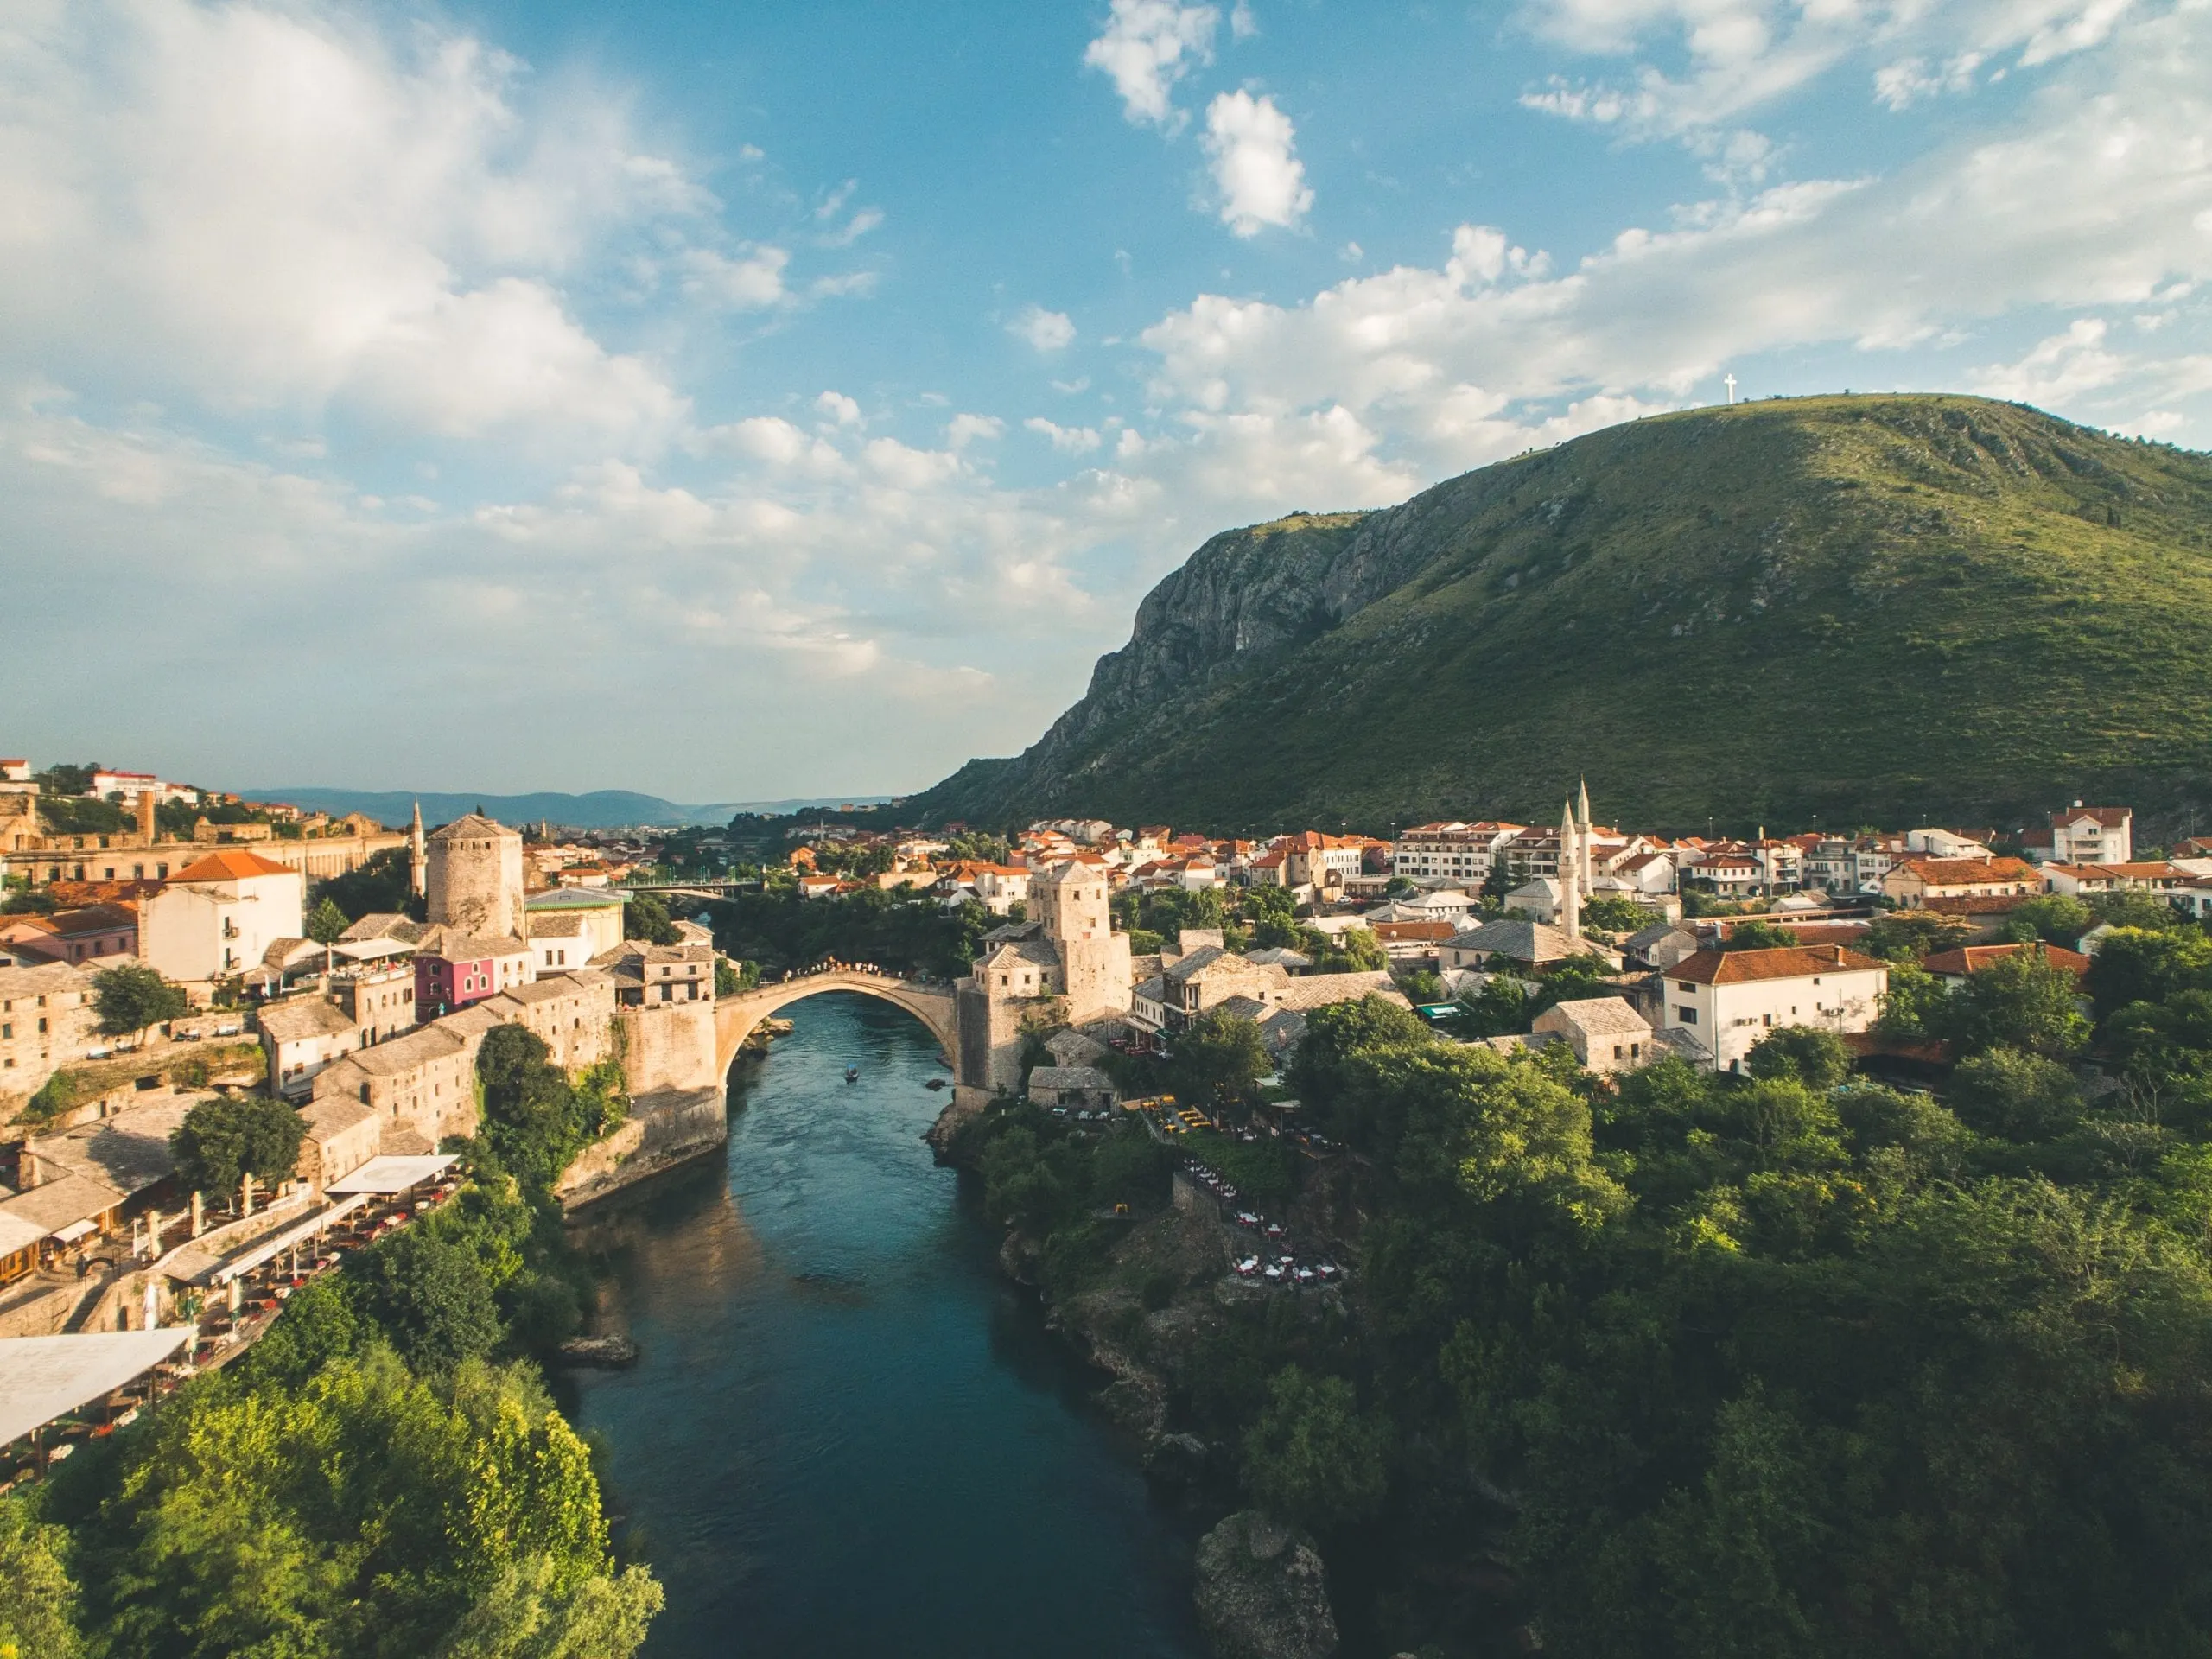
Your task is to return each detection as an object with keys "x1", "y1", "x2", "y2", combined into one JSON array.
[{"x1": 1194, "y1": 1510, "x2": 1339, "y2": 1659}]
